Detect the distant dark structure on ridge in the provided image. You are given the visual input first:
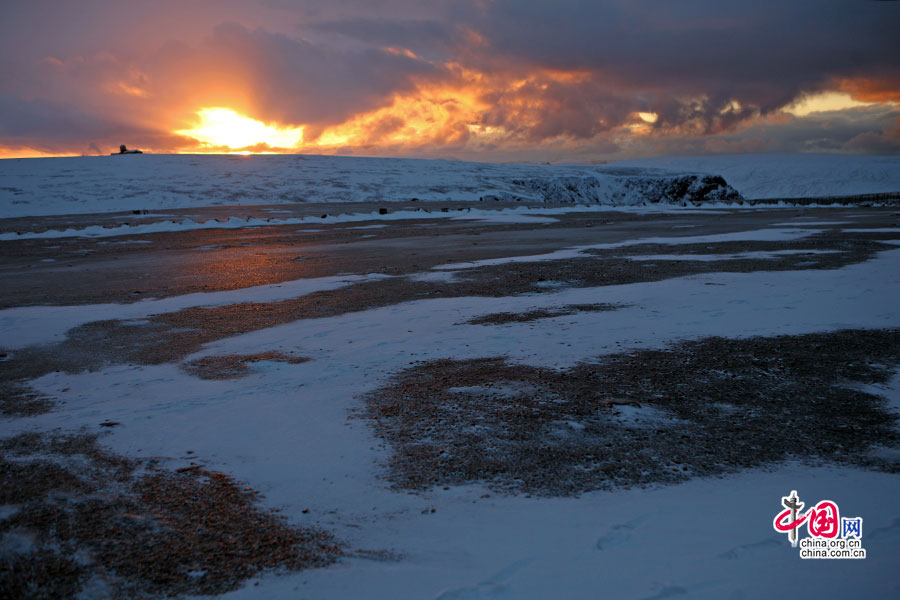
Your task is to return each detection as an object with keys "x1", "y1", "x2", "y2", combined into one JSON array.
[{"x1": 111, "y1": 144, "x2": 143, "y2": 155}]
